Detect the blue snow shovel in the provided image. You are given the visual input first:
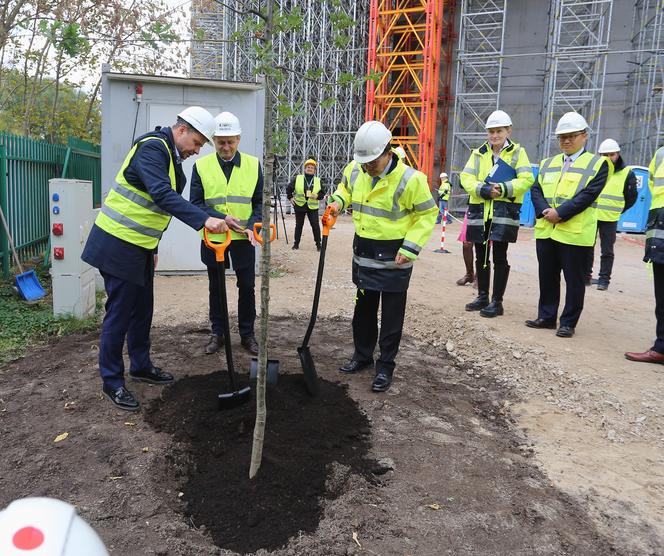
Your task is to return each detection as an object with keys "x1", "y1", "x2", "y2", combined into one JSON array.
[{"x1": 0, "y1": 205, "x2": 45, "y2": 302}]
